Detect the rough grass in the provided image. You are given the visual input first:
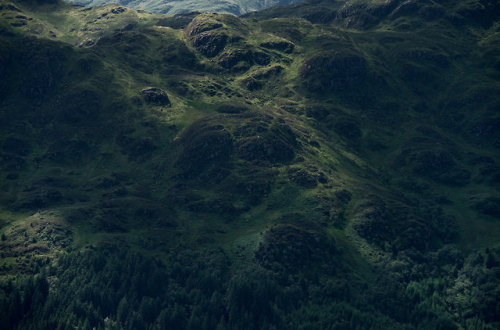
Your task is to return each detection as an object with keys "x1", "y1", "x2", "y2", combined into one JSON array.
[{"x1": 0, "y1": 0, "x2": 498, "y2": 288}]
